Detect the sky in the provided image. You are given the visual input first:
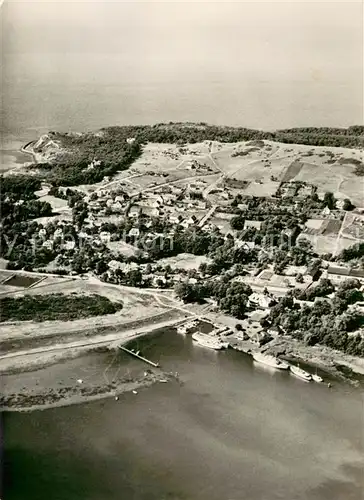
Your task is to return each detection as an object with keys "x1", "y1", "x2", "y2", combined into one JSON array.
[
  {"x1": 1, "y1": 1, "x2": 363, "y2": 132},
  {"x1": 2, "y1": 0, "x2": 363, "y2": 84}
]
